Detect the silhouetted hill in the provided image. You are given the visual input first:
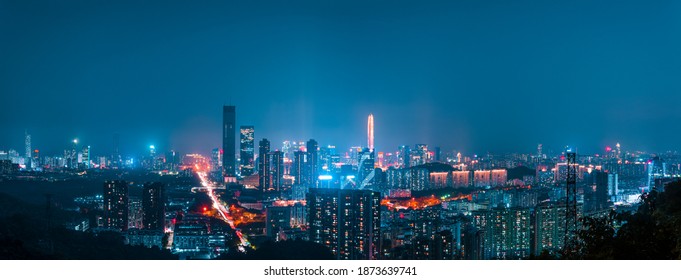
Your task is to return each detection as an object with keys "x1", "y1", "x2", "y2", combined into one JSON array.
[
  {"x1": 506, "y1": 166, "x2": 535, "y2": 181},
  {"x1": 217, "y1": 239, "x2": 334, "y2": 260},
  {"x1": 0, "y1": 192, "x2": 177, "y2": 260},
  {"x1": 412, "y1": 162, "x2": 456, "y2": 173}
]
